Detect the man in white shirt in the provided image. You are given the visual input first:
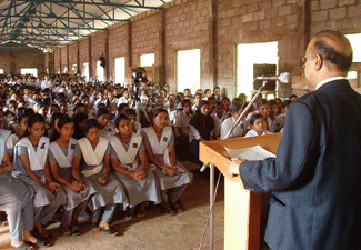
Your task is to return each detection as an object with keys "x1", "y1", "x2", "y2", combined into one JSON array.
[{"x1": 40, "y1": 76, "x2": 52, "y2": 90}]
